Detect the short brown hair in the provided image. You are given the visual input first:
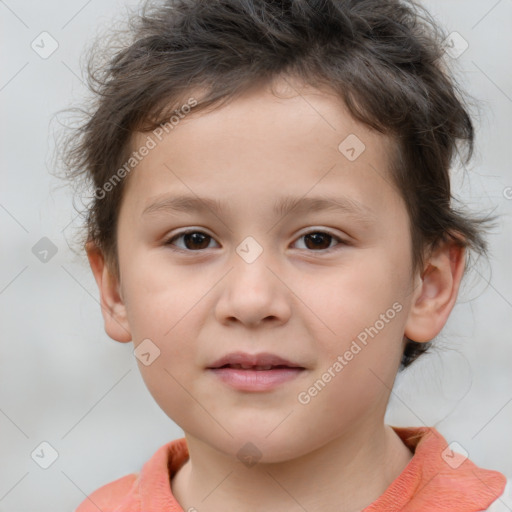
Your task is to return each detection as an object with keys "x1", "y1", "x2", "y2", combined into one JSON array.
[{"x1": 58, "y1": 0, "x2": 496, "y2": 369}]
